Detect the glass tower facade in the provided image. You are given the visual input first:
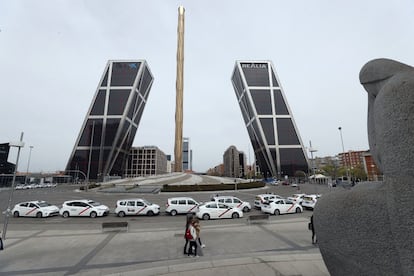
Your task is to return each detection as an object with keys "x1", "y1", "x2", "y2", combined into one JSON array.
[
  {"x1": 182, "y1": 137, "x2": 192, "y2": 171},
  {"x1": 66, "y1": 60, "x2": 154, "y2": 181},
  {"x1": 231, "y1": 61, "x2": 309, "y2": 178}
]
